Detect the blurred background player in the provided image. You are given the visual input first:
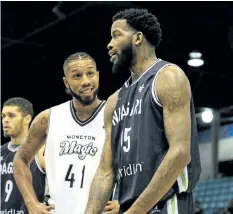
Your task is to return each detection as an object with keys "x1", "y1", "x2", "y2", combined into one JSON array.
[{"x1": 1, "y1": 97, "x2": 46, "y2": 214}]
